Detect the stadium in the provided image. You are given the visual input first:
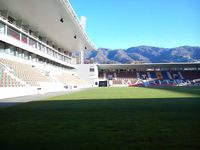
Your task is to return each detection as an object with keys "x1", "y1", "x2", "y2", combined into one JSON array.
[{"x1": 0, "y1": 0, "x2": 200, "y2": 149}]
